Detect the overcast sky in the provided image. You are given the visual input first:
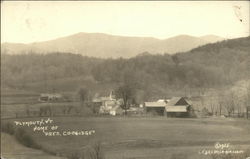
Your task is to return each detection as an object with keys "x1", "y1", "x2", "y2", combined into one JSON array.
[{"x1": 1, "y1": 1, "x2": 249, "y2": 43}]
